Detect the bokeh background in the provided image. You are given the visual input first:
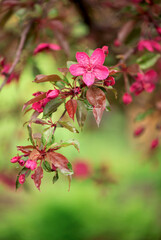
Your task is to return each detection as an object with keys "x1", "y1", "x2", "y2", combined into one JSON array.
[
  {"x1": 1, "y1": 1, "x2": 161, "y2": 240},
  {"x1": 1, "y1": 54, "x2": 161, "y2": 240}
]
